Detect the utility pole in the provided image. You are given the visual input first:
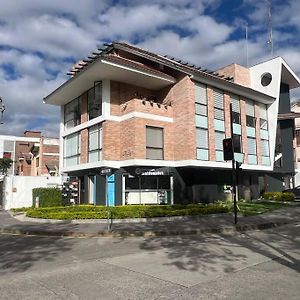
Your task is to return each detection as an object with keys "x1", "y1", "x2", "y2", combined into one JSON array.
[{"x1": 229, "y1": 104, "x2": 238, "y2": 225}]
